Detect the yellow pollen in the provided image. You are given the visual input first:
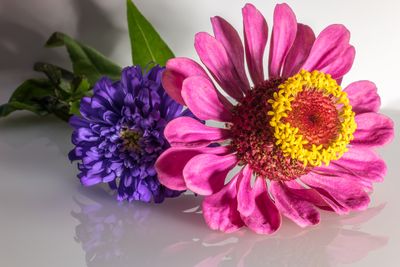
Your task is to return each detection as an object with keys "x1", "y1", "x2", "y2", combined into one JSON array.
[
  {"x1": 120, "y1": 129, "x2": 141, "y2": 151},
  {"x1": 268, "y1": 70, "x2": 357, "y2": 167}
]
